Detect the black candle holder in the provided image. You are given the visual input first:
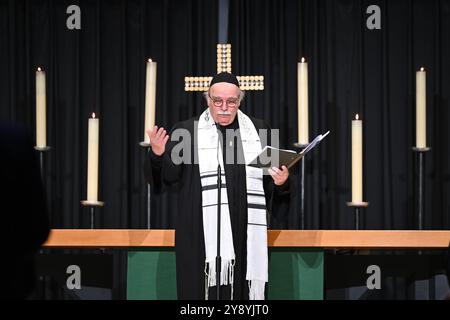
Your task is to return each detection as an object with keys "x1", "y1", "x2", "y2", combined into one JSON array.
[
  {"x1": 35, "y1": 146, "x2": 51, "y2": 226},
  {"x1": 412, "y1": 146, "x2": 430, "y2": 230},
  {"x1": 140, "y1": 141, "x2": 151, "y2": 229},
  {"x1": 293, "y1": 142, "x2": 308, "y2": 229},
  {"x1": 34, "y1": 146, "x2": 51, "y2": 183},
  {"x1": 346, "y1": 201, "x2": 369, "y2": 230},
  {"x1": 35, "y1": 145, "x2": 51, "y2": 296},
  {"x1": 81, "y1": 200, "x2": 104, "y2": 229}
]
